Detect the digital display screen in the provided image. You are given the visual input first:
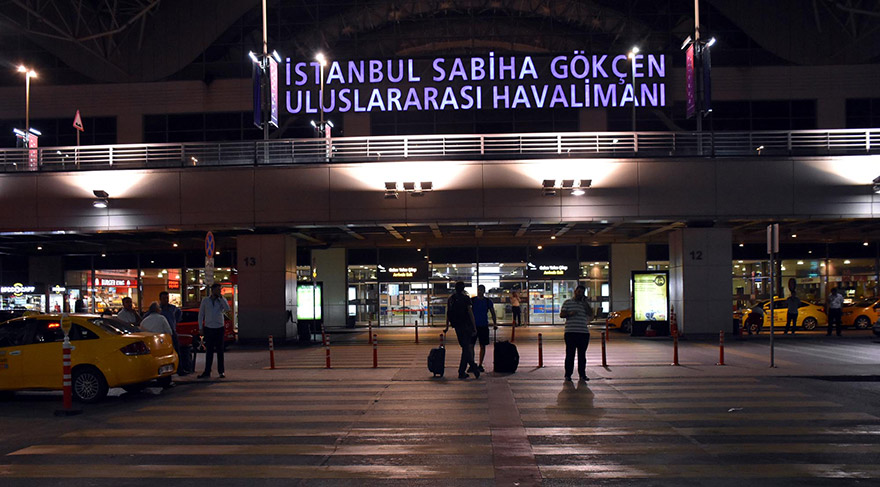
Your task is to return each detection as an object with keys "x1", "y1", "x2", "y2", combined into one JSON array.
[
  {"x1": 297, "y1": 284, "x2": 322, "y2": 320},
  {"x1": 633, "y1": 272, "x2": 668, "y2": 322}
]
